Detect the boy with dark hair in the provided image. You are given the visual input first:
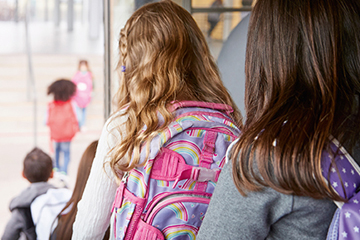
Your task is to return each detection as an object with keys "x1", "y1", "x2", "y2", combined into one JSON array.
[
  {"x1": 2, "y1": 148, "x2": 71, "y2": 240},
  {"x1": 23, "y1": 148, "x2": 53, "y2": 183}
]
